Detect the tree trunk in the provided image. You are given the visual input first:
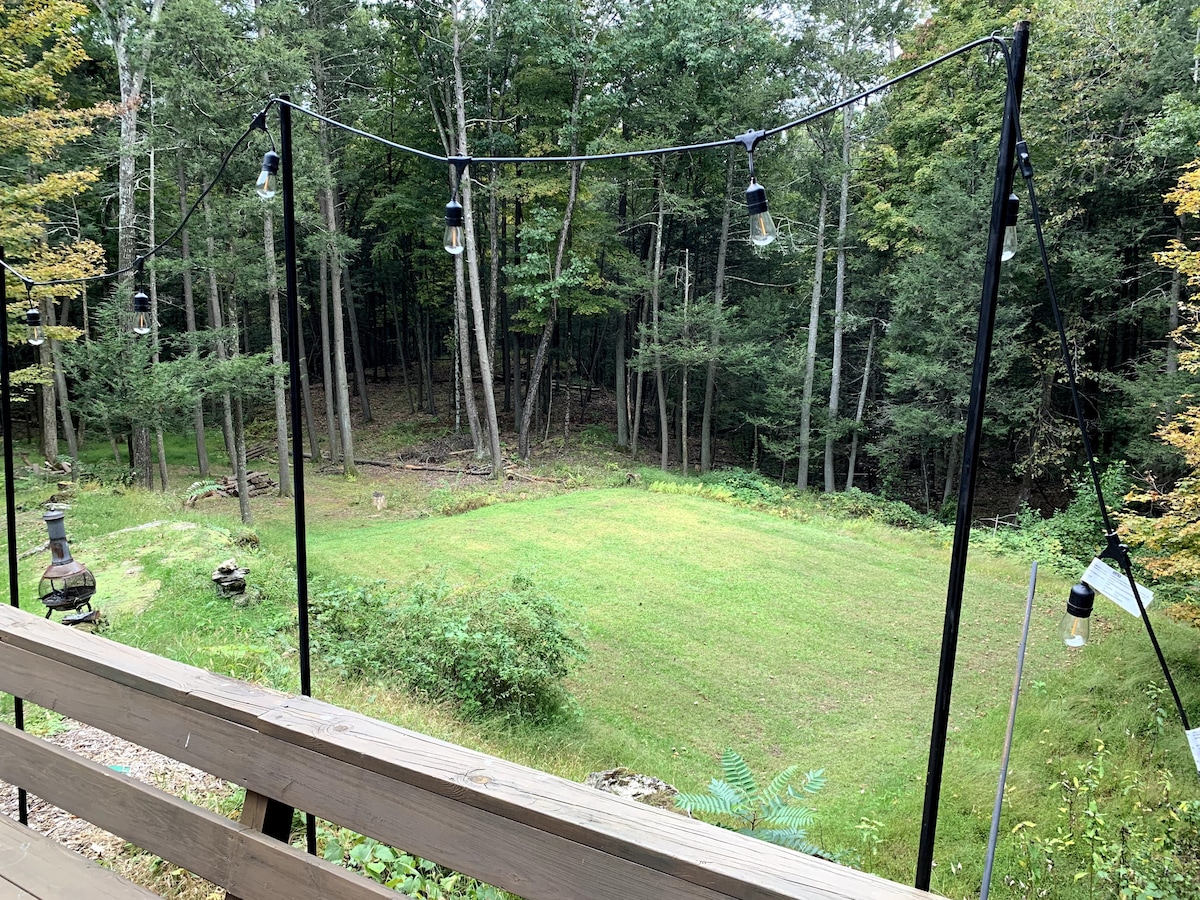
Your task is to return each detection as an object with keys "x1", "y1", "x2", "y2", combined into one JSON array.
[
  {"x1": 318, "y1": 245, "x2": 340, "y2": 462},
  {"x1": 264, "y1": 207, "x2": 292, "y2": 496},
  {"x1": 453, "y1": 253, "x2": 484, "y2": 452},
  {"x1": 1167, "y1": 215, "x2": 1183, "y2": 379},
  {"x1": 147, "y1": 144, "x2": 166, "y2": 490},
  {"x1": 701, "y1": 152, "x2": 734, "y2": 474},
  {"x1": 452, "y1": 25, "x2": 503, "y2": 476},
  {"x1": 631, "y1": 298, "x2": 647, "y2": 459},
  {"x1": 177, "y1": 156, "x2": 209, "y2": 477},
  {"x1": 341, "y1": 265, "x2": 373, "y2": 423},
  {"x1": 798, "y1": 184, "x2": 829, "y2": 489},
  {"x1": 824, "y1": 105, "x2": 853, "y2": 493},
  {"x1": 232, "y1": 395, "x2": 252, "y2": 525},
  {"x1": 45, "y1": 301, "x2": 77, "y2": 466},
  {"x1": 517, "y1": 122, "x2": 584, "y2": 457},
  {"x1": 679, "y1": 249, "x2": 690, "y2": 475},
  {"x1": 295, "y1": 302, "x2": 322, "y2": 463},
  {"x1": 650, "y1": 174, "x2": 669, "y2": 471},
  {"x1": 202, "y1": 198, "x2": 236, "y2": 468},
  {"x1": 942, "y1": 433, "x2": 959, "y2": 507},
  {"x1": 845, "y1": 321, "x2": 875, "y2": 491},
  {"x1": 320, "y1": 182, "x2": 356, "y2": 476},
  {"x1": 615, "y1": 309, "x2": 629, "y2": 447},
  {"x1": 36, "y1": 298, "x2": 57, "y2": 462}
]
